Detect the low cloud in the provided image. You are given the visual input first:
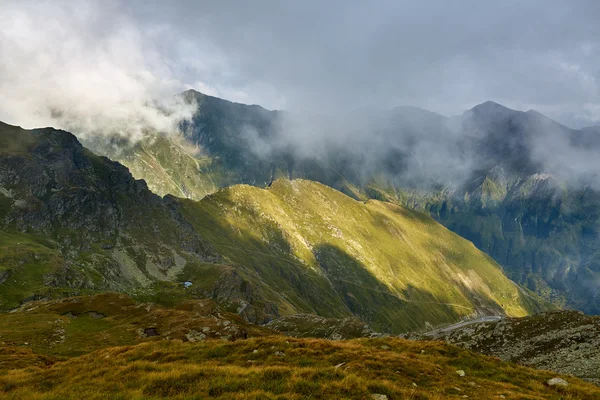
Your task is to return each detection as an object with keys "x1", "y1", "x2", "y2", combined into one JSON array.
[{"x1": 0, "y1": 0, "x2": 196, "y2": 142}]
